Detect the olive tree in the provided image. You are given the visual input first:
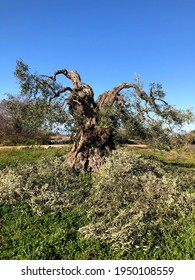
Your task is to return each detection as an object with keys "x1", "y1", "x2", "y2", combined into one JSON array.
[{"x1": 14, "y1": 59, "x2": 194, "y2": 172}]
